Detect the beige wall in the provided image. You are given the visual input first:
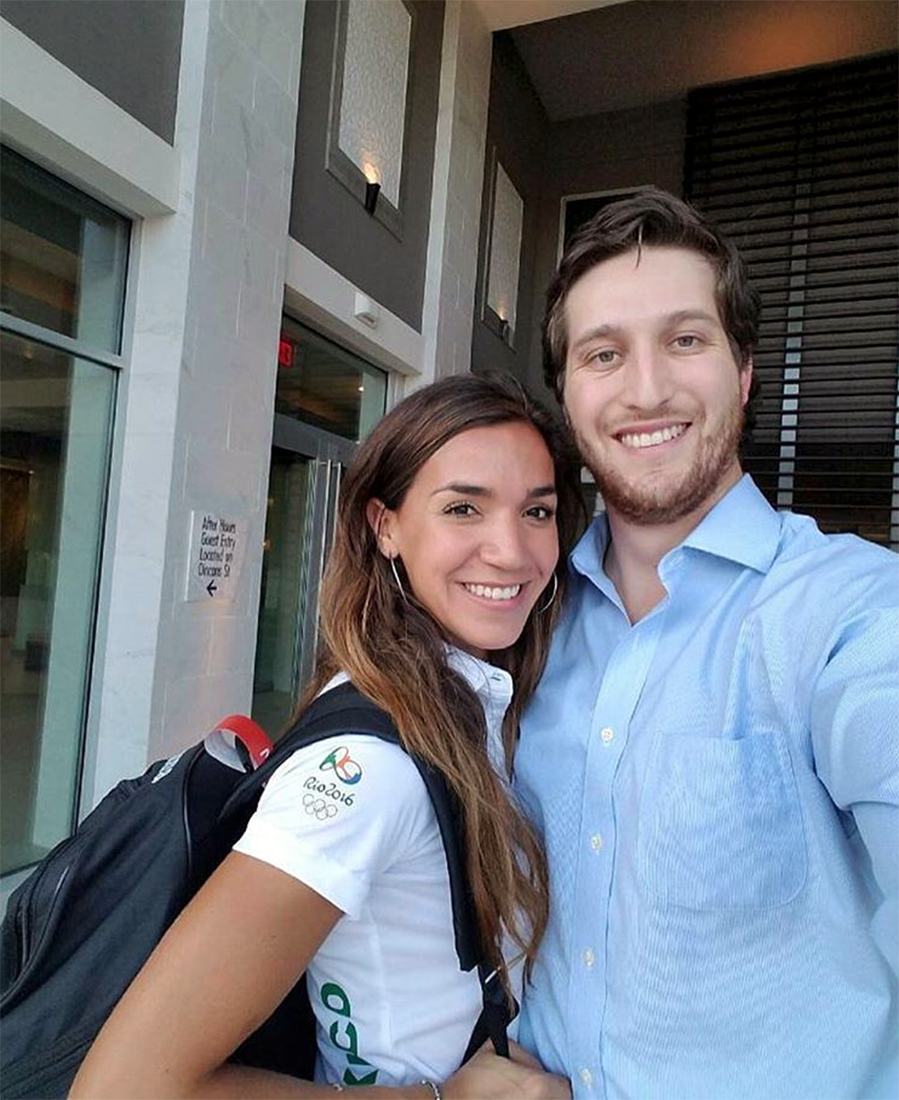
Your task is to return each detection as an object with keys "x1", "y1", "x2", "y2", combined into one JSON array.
[
  {"x1": 525, "y1": 98, "x2": 687, "y2": 398},
  {"x1": 512, "y1": 0, "x2": 899, "y2": 119}
]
